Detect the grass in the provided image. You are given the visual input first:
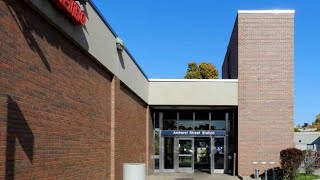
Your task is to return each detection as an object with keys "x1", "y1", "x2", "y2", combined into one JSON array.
[{"x1": 296, "y1": 173, "x2": 320, "y2": 180}]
